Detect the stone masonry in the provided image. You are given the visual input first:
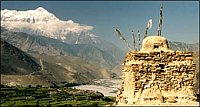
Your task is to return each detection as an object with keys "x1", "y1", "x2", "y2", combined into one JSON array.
[{"x1": 115, "y1": 36, "x2": 198, "y2": 106}]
